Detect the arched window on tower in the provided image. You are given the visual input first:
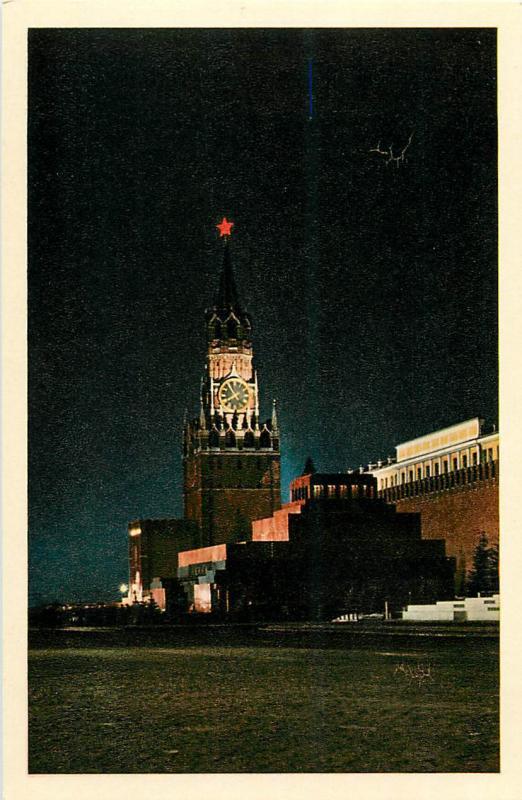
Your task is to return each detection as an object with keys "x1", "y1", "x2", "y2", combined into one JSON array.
[
  {"x1": 227, "y1": 318, "x2": 237, "y2": 339},
  {"x1": 259, "y1": 429, "x2": 271, "y2": 448},
  {"x1": 225, "y1": 430, "x2": 236, "y2": 448},
  {"x1": 214, "y1": 321, "x2": 222, "y2": 339},
  {"x1": 209, "y1": 429, "x2": 219, "y2": 448},
  {"x1": 243, "y1": 430, "x2": 255, "y2": 448}
]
